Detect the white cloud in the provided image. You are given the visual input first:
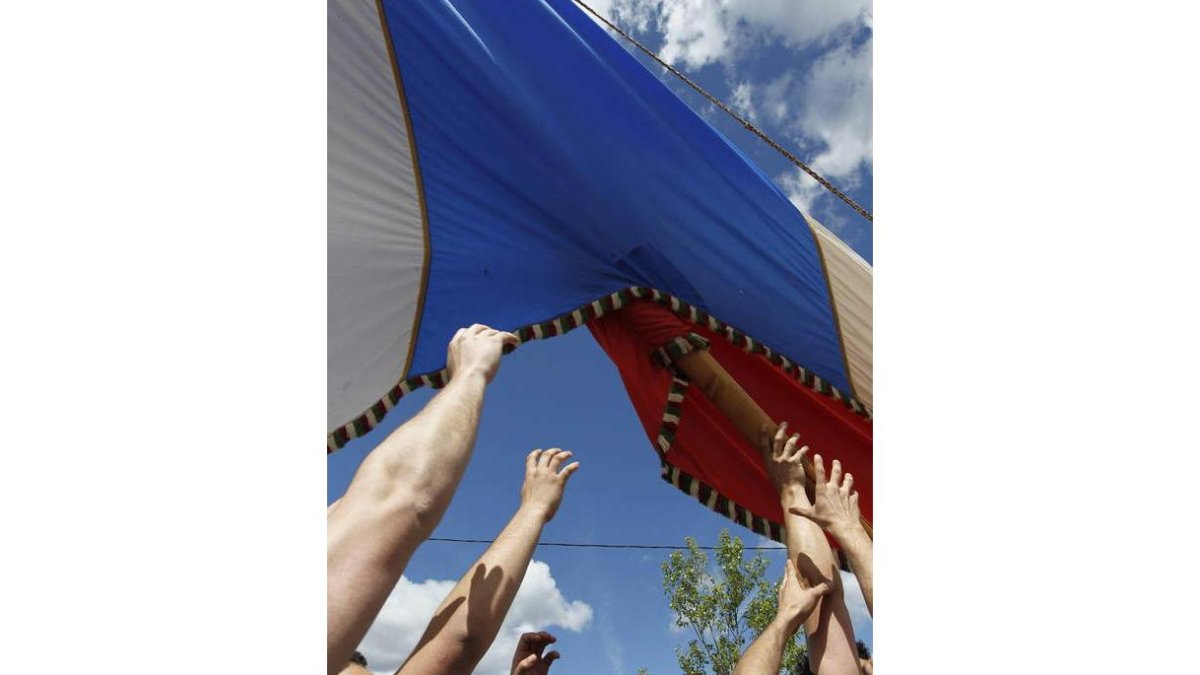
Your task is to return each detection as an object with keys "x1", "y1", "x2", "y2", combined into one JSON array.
[
  {"x1": 730, "y1": 81, "x2": 756, "y2": 122},
  {"x1": 591, "y1": 0, "x2": 871, "y2": 72},
  {"x1": 357, "y1": 560, "x2": 592, "y2": 675},
  {"x1": 581, "y1": 0, "x2": 657, "y2": 34},
  {"x1": 775, "y1": 35, "x2": 872, "y2": 219},
  {"x1": 795, "y1": 37, "x2": 873, "y2": 178},
  {"x1": 657, "y1": 0, "x2": 734, "y2": 69},
  {"x1": 730, "y1": 0, "x2": 871, "y2": 49},
  {"x1": 778, "y1": 167, "x2": 826, "y2": 215}
]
